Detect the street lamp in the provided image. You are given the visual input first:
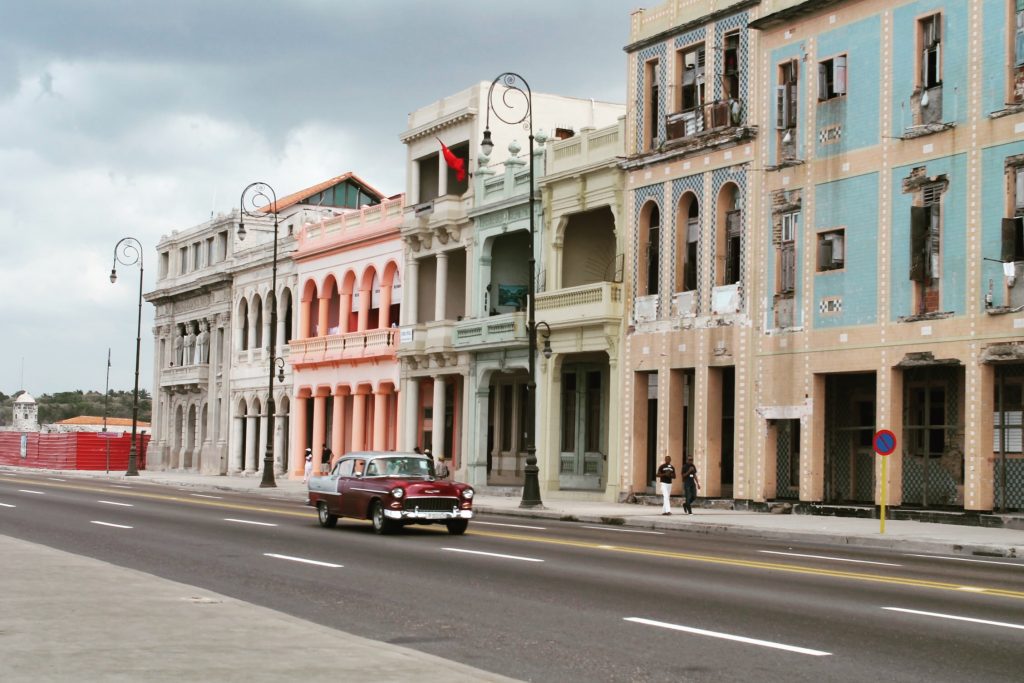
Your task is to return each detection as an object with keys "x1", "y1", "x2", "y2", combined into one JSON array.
[
  {"x1": 482, "y1": 72, "x2": 542, "y2": 508},
  {"x1": 109, "y1": 237, "x2": 144, "y2": 477},
  {"x1": 239, "y1": 181, "x2": 281, "y2": 488}
]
